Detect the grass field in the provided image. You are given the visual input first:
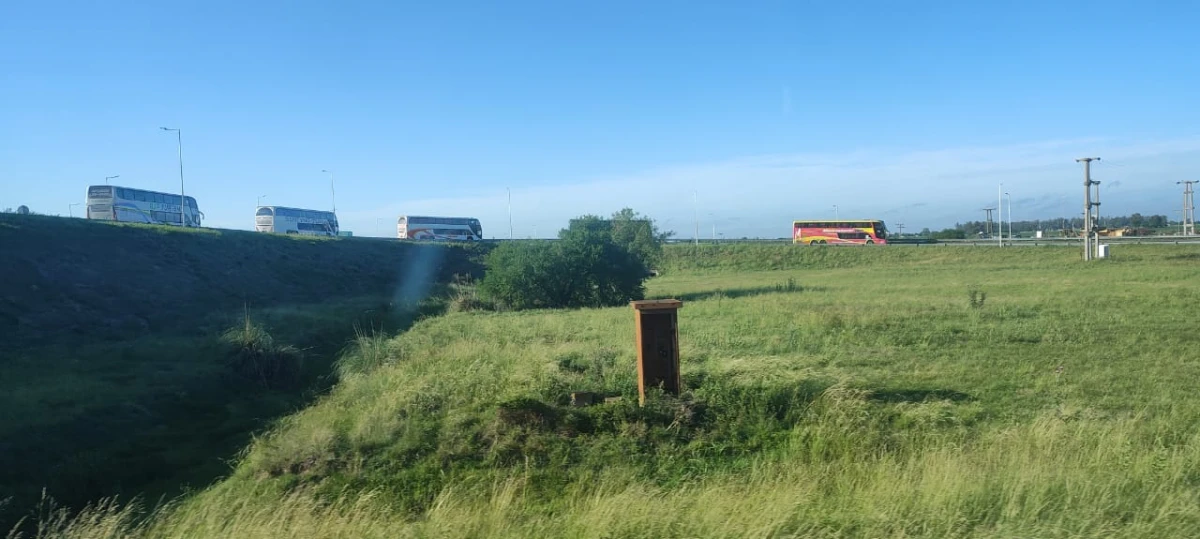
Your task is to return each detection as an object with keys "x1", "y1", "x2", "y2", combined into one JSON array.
[
  {"x1": 0, "y1": 214, "x2": 482, "y2": 529},
  {"x1": 13, "y1": 244, "x2": 1200, "y2": 538}
]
